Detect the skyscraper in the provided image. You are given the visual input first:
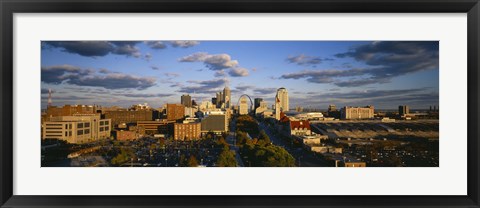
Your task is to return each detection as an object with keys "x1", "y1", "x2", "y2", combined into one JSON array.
[
  {"x1": 181, "y1": 94, "x2": 192, "y2": 107},
  {"x1": 223, "y1": 86, "x2": 231, "y2": 109},
  {"x1": 239, "y1": 96, "x2": 248, "y2": 115},
  {"x1": 216, "y1": 92, "x2": 223, "y2": 108},
  {"x1": 254, "y1": 98, "x2": 263, "y2": 110},
  {"x1": 399, "y1": 105, "x2": 410, "y2": 116},
  {"x1": 276, "y1": 87, "x2": 289, "y2": 112}
]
